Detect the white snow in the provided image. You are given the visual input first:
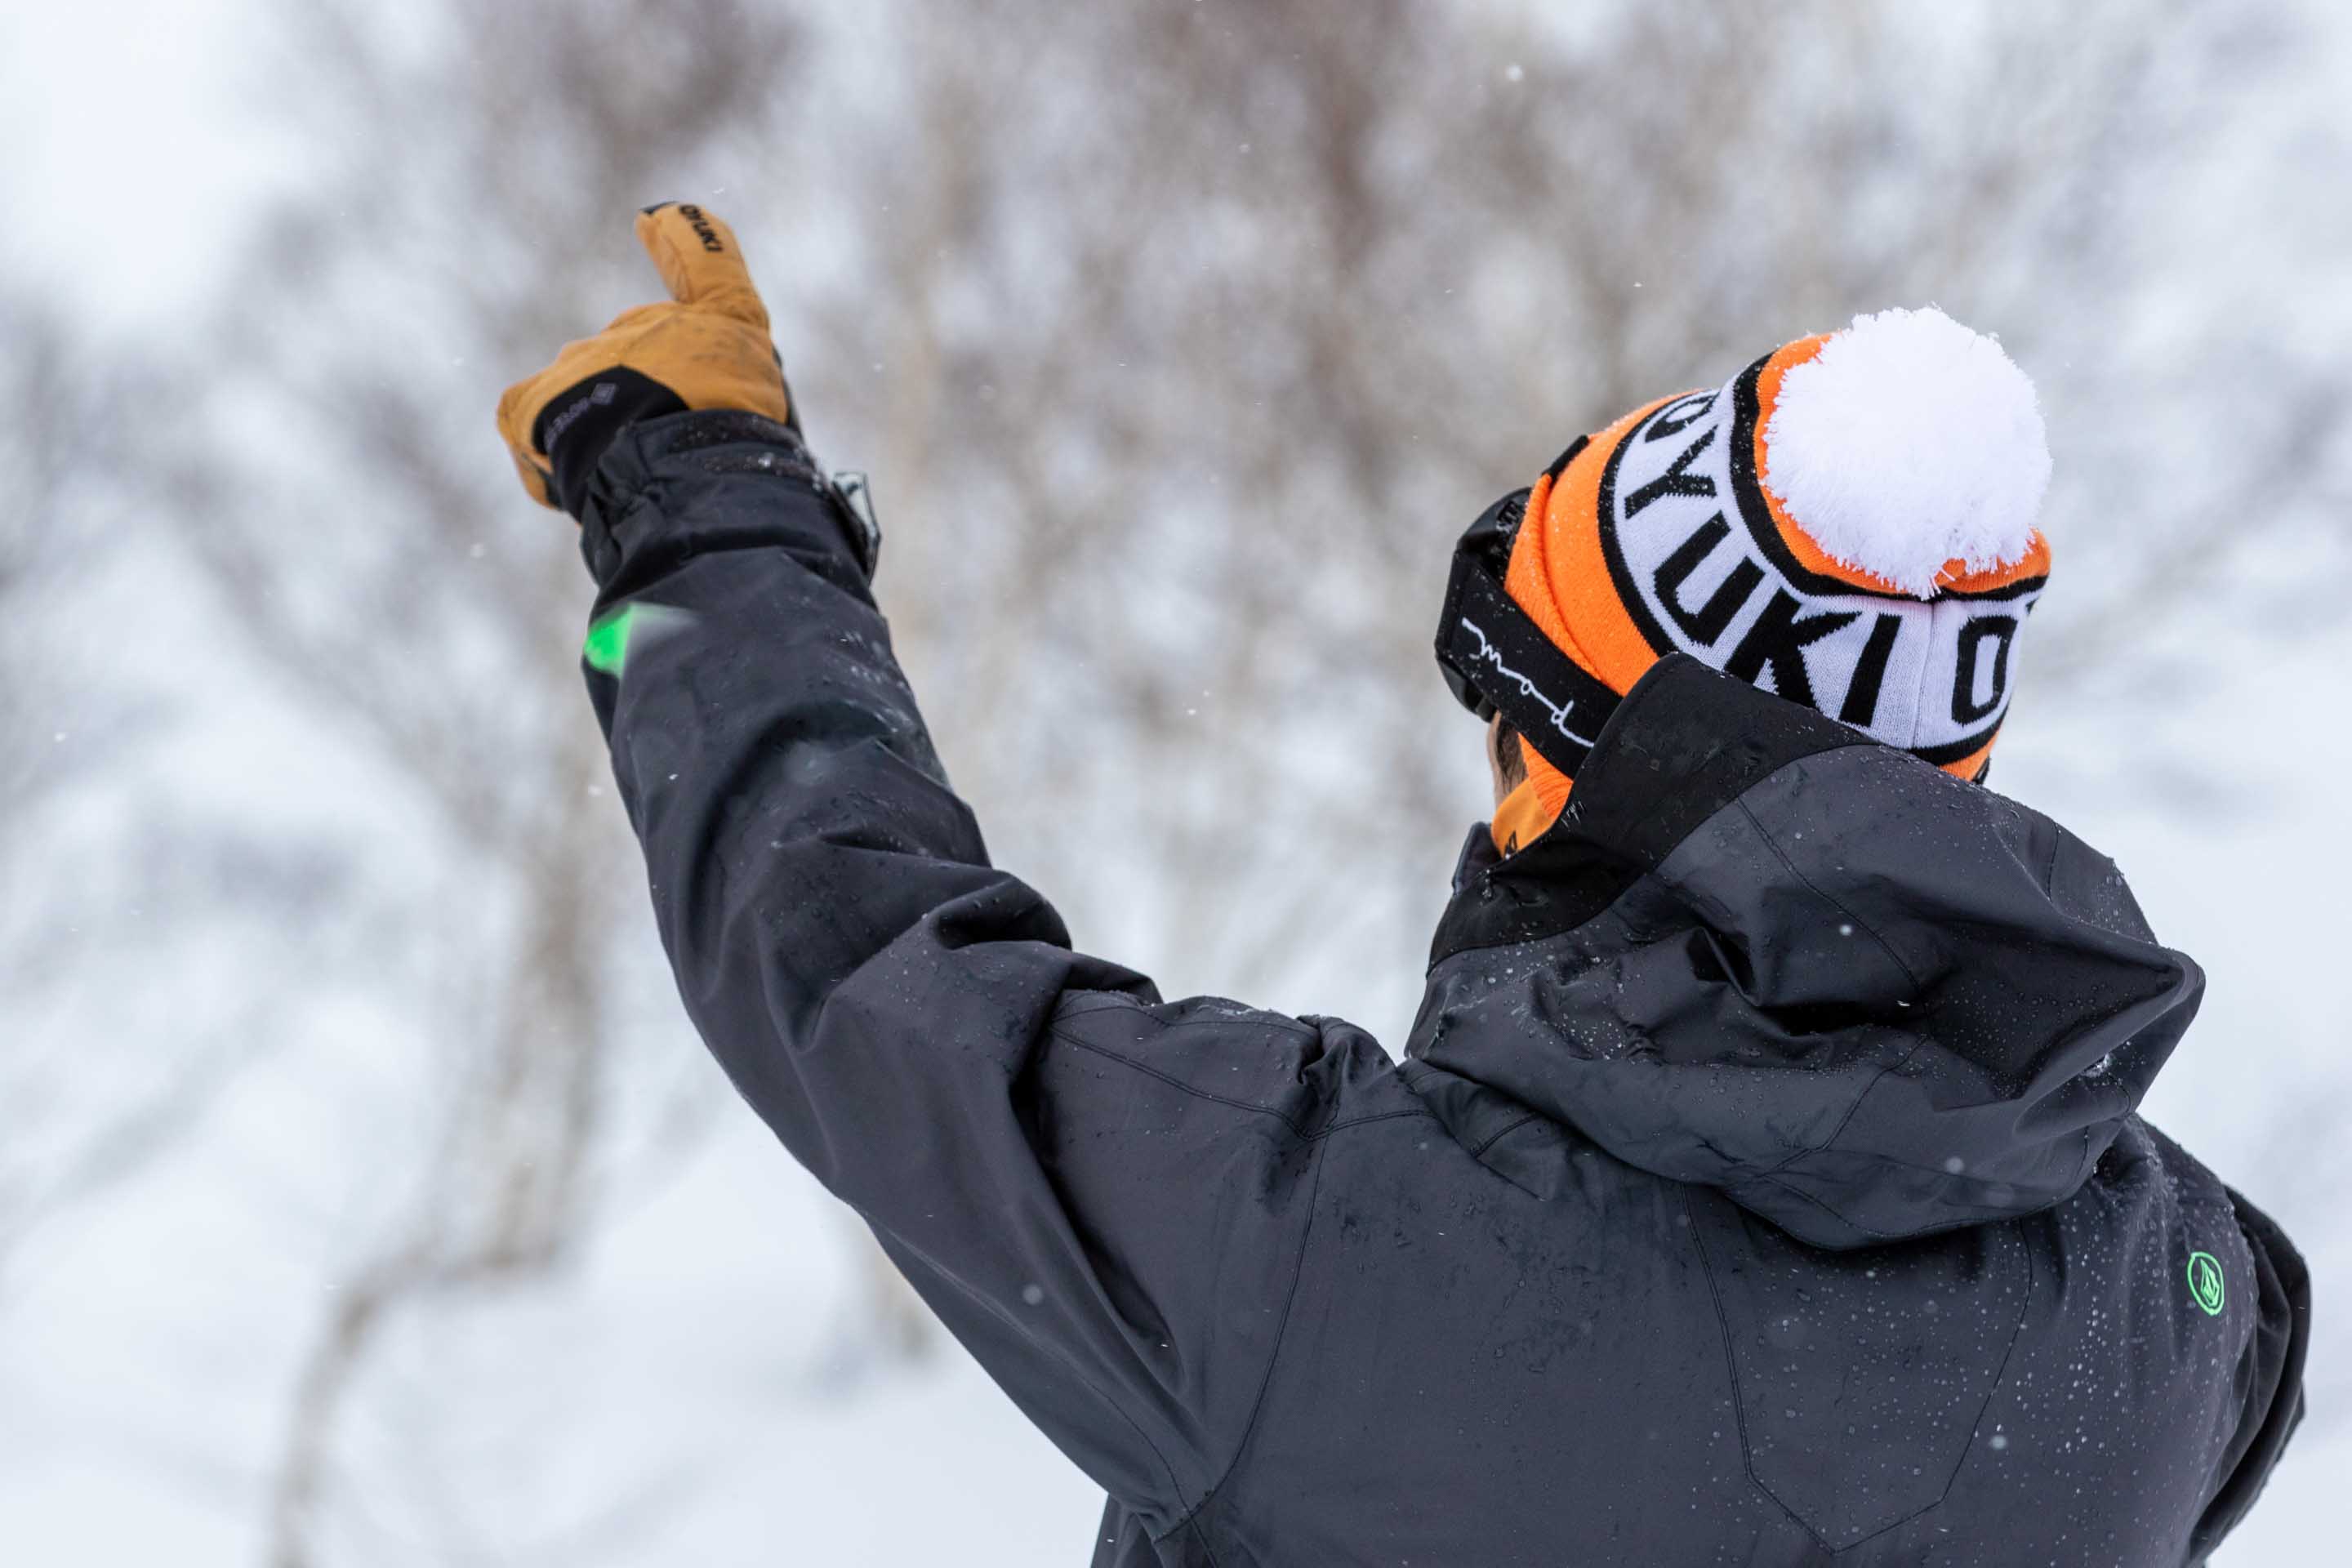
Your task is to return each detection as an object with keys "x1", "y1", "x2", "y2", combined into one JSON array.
[{"x1": 1761, "y1": 306, "x2": 2051, "y2": 598}]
